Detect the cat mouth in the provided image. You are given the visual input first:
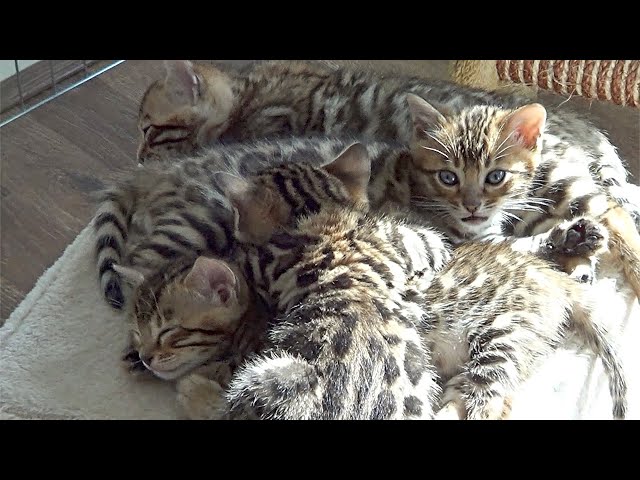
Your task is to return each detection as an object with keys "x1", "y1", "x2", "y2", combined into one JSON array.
[
  {"x1": 461, "y1": 215, "x2": 488, "y2": 224},
  {"x1": 145, "y1": 360, "x2": 203, "y2": 381}
]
